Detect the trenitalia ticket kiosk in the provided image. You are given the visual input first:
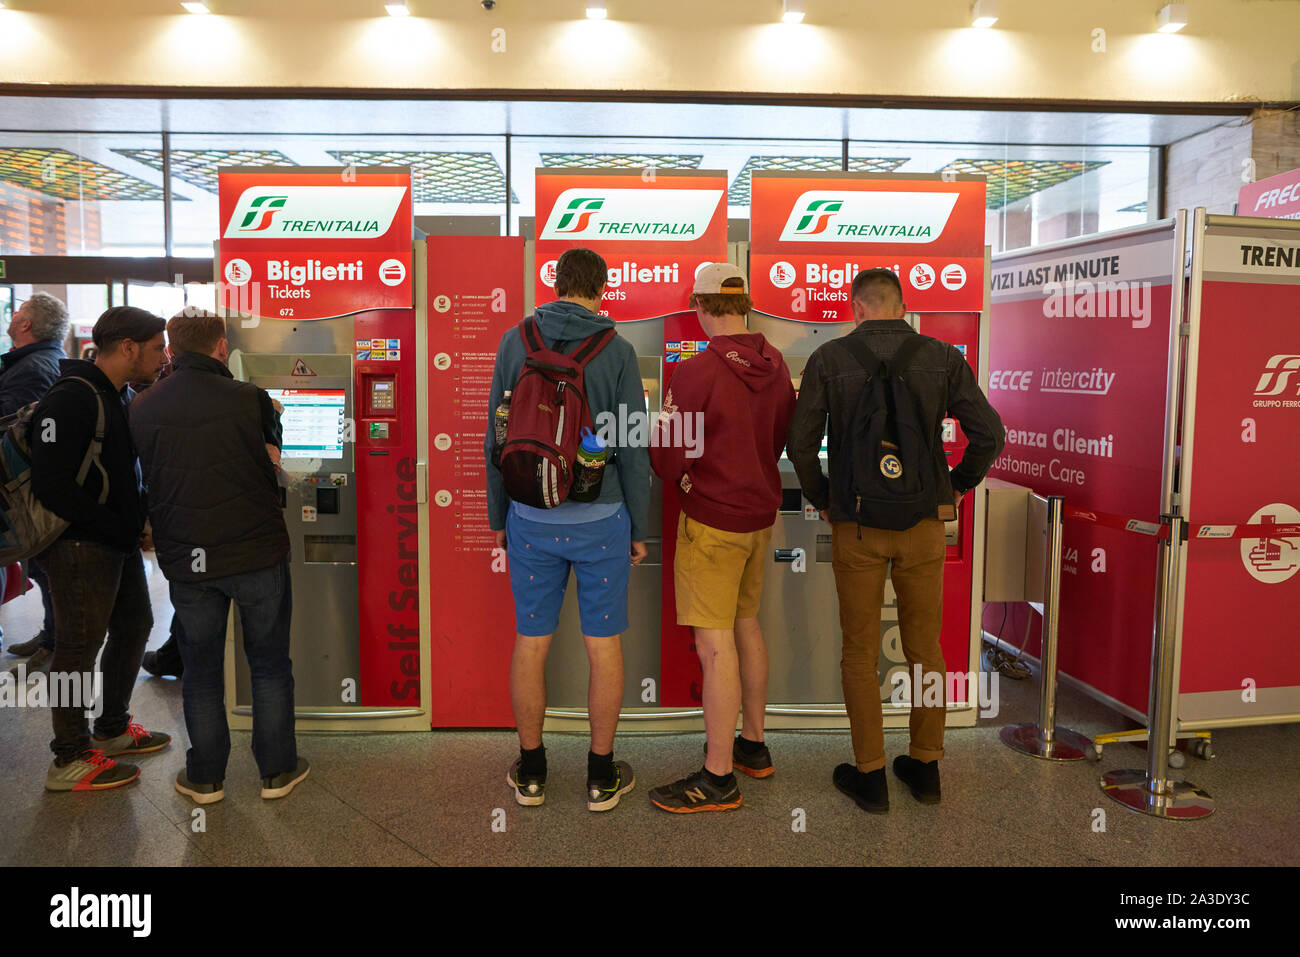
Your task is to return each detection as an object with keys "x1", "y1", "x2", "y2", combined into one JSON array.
[{"x1": 216, "y1": 167, "x2": 429, "y2": 731}]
